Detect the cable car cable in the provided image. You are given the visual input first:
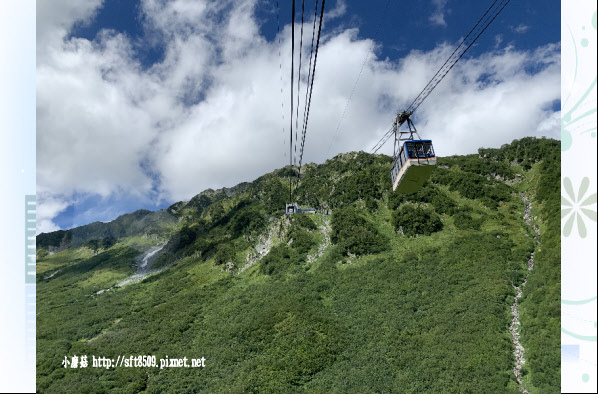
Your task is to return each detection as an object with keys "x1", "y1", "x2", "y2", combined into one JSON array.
[
  {"x1": 406, "y1": 0, "x2": 511, "y2": 114},
  {"x1": 294, "y1": 0, "x2": 306, "y2": 168},
  {"x1": 297, "y1": 0, "x2": 326, "y2": 180},
  {"x1": 370, "y1": 125, "x2": 394, "y2": 154},
  {"x1": 289, "y1": 0, "x2": 296, "y2": 202},
  {"x1": 295, "y1": 0, "x2": 320, "y2": 187},
  {"x1": 327, "y1": 0, "x2": 392, "y2": 156},
  {"x1": 298, "y1": 0, "x2": 320, "y2": 169},
  {"x1": 370, "y1": 0, "x2": 511, "y2": 153},
  {"x1": 276, "y1": 1, "x2": 286, "y2": 164},
  {"x1": 406, "y1": 0, "x2": 503, "y2": 112},
  {"x1": 294, "y1": 0, "x2": 318, "y2": 190}
]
